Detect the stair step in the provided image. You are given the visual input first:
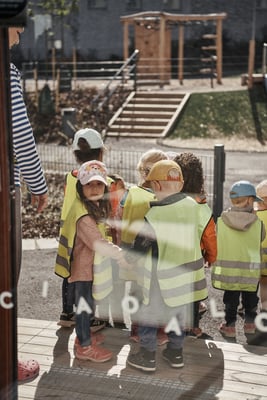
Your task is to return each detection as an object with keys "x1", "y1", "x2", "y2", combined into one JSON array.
[
  {"x1": 136, "y1": 80, "x2": 170, "y2": 86},
  {"x1": 201, "y1": 45, "x2": 217, "y2": 51},
  {"x1": 202, "y1": 34, "x2": 217, "y2": 40},
  {"x1": 108, "y1": 125, "x2": 163, "y2": 134},
  {"x1": 132, "y1": 98, "x2": 182, "y2": 105},
  {"x1": 122, "y1": 111, "x2": 174, "y2": 118},
  {"x1": 135, "y1": 92, "x2": 186, "y2": 99},
  {"x1": 199, "y1": 68, "x2": 213, "y2": 74},
  {"x1": 124, "y1": 105, "x2": 177, "y2": 112},
  {"x1": 200, "y1": 57, "x2": 213, "y2": 63},
  {"x1": 114, "y1": 118, "x2": 168, "y2": 126},
  {"x1": 107, "y1": 132, "x2": 163, "y2": 138}
]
